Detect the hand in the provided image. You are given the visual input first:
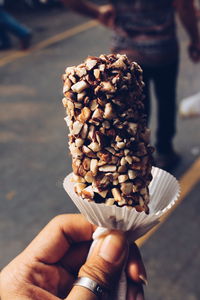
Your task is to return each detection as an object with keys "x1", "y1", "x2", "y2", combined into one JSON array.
[
  {"x1": 188, "y1": 41, "x2": 200, "y2": 62},
  {"x1": 0, "y1": 214, "x2": 146, "y2": 300},
  {"x1": 97, "y1": 4, "x2": 116, "y2": 29}
]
